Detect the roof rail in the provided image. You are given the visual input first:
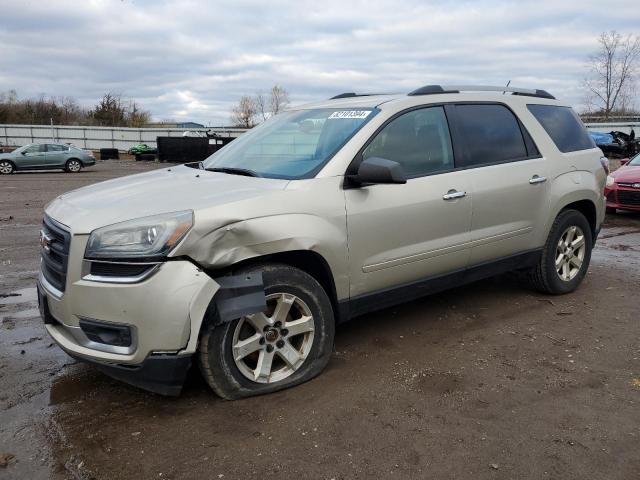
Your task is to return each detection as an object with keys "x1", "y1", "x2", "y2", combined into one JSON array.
[
  {"x1": 331, "y1": 92, "x2": 358, "y2": 99},
  {"x1": 408, "y1": 85, "x2": 555, "y2": 100},
  {"x1": 329, "y1": 92, "x2": 388, "y2": 100}
]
